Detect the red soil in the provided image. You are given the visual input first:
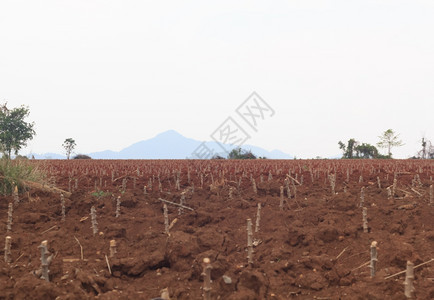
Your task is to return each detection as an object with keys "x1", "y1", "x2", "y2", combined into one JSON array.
[{"x1": 0, "y1": 159, "x2": 433, "y2": 299}]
